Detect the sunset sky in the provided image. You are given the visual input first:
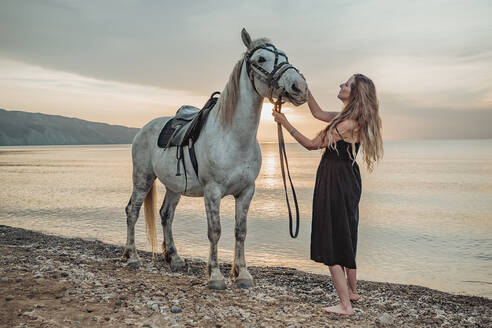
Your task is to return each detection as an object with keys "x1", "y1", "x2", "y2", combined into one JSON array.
[{"x1": 0, "y1": 0, "x2": 491, "y2": 142}]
